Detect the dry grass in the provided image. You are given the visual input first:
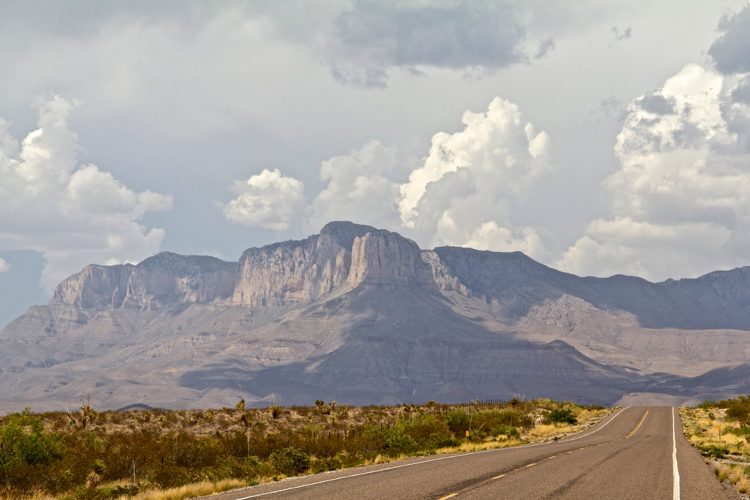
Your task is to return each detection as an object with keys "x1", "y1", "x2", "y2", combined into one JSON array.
[
  {"x1": 681, "y1": 407, "x2": 750, "y2": 457},
  {"x1": 714, "y1": 463, "x2": 731, "y2": 482},
  {"x1": 682, "y1": 405, "x2": 750, "y2": 497},
  {"x1": 120, "y1": 479, "x2": 247, "y2": 500},
  {"x1": 739, "y1": 474, "x2": 749, "y2": 494},
  {"x1": 0, "y1": 493, "x2": 56, "y2": 500},
  {"x1": 527, "y1": 408, "x2": 607, "y2": 441}
]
